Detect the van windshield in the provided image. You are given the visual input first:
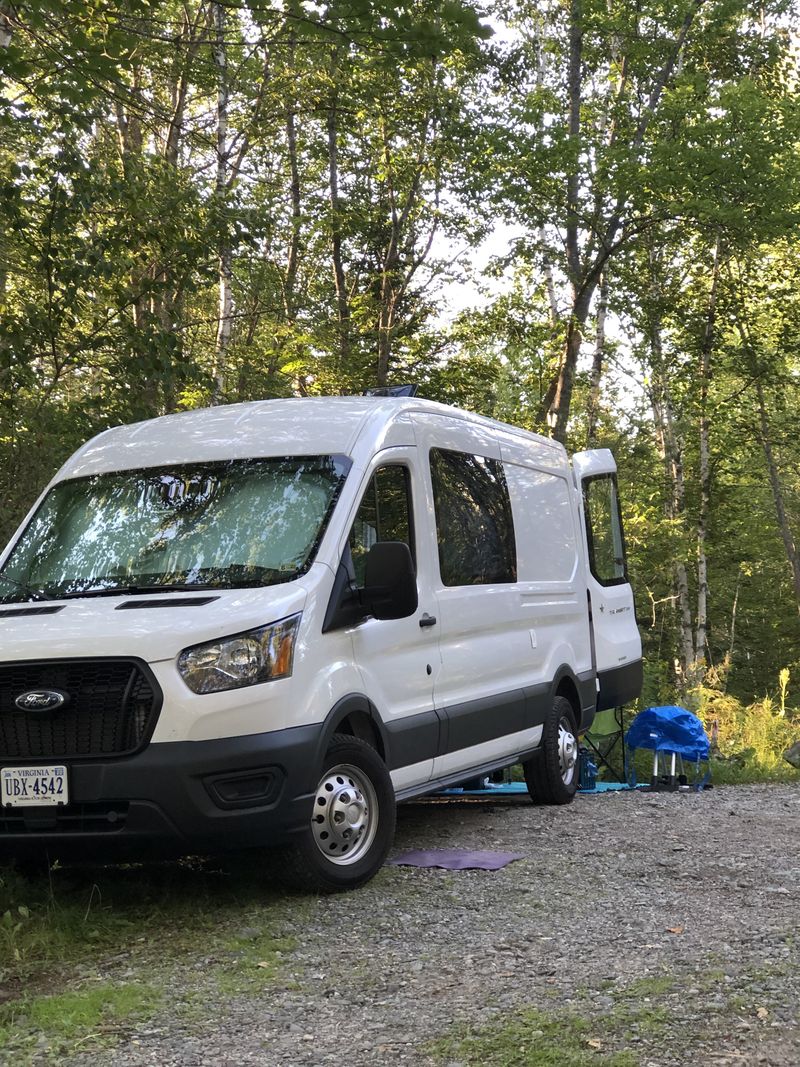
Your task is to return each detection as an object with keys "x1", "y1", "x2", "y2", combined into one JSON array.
[{"x1": 0, "y1": 456, "x2": 351, "y2": 602}]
